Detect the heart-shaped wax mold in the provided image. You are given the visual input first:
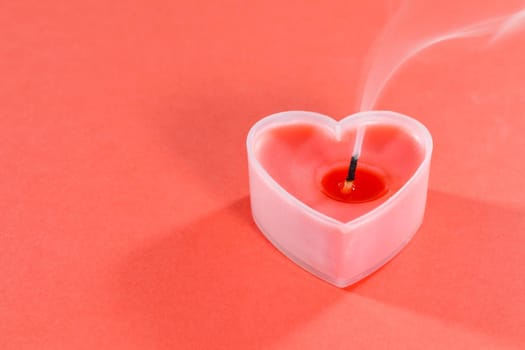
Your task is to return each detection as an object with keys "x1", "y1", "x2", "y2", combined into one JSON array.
[{"x1": 247, "y1": 111, "x2": 432, "y2": 287}]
